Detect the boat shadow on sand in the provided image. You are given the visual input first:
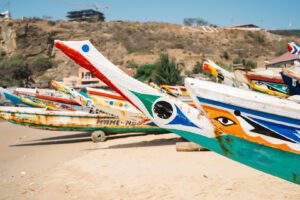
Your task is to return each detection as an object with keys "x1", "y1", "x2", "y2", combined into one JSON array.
[{"x1": 9, "y1": 132, "x2": 174, "y2": 147}]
